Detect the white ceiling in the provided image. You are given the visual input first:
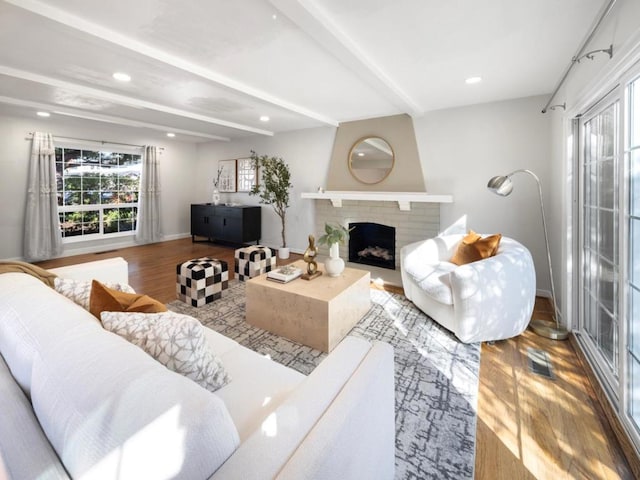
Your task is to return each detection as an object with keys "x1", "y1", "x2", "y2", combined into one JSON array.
[{"x1": 0, "y1": 0, "x2": 605, "y2": 143}]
